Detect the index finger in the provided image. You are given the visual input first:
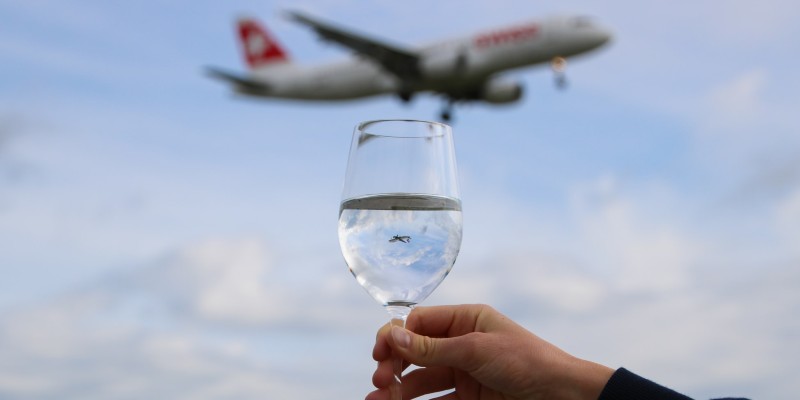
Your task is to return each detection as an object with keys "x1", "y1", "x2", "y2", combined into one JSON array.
[
  {"x1": 372, "y1": 322, "x2": 392, "y2": 361},
  {"x1": 406, "y1": 304, "x2": 496, "y2": 339}
]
